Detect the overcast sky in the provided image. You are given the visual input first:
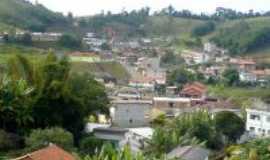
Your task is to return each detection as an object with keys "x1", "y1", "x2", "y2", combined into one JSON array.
[{"x1": 31, "y1": 0, "x2": 270, "y2": 16}]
